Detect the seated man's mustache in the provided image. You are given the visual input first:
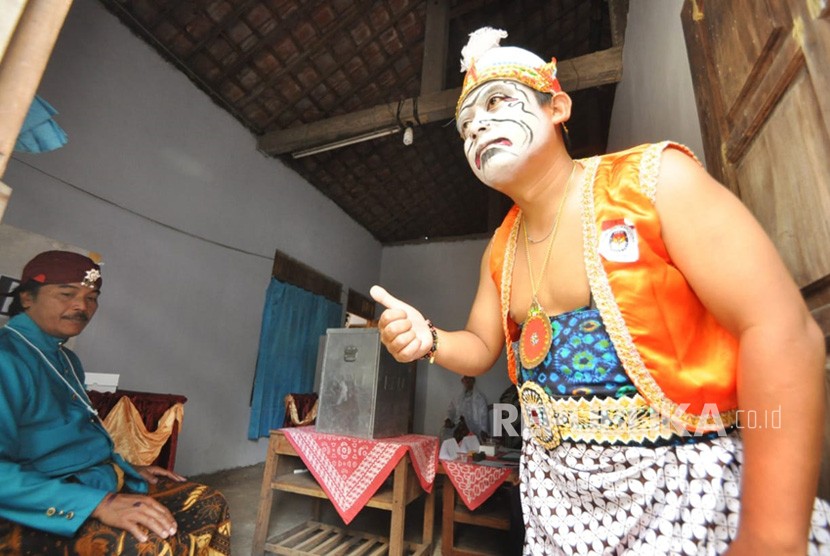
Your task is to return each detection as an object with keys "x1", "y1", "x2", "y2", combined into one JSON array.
[{"x1": 63, "y1": 312, "x2": 89, "y2": 322}]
